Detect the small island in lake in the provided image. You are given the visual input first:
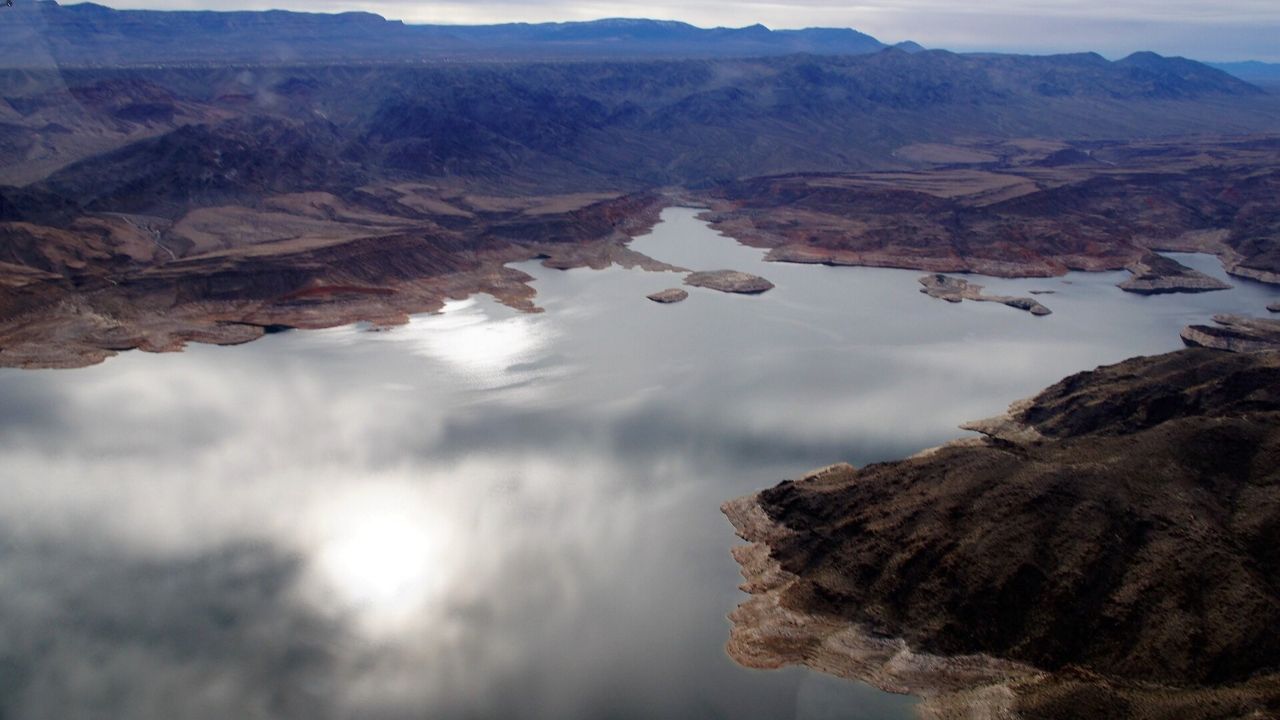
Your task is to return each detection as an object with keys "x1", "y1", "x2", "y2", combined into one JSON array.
[
  {"x1": 647, "y1": 288, "x2": 689, "y2": 304},
  {"x1": 684, "y1": 270, "x2": 775, "y2": 295},
  {"x1": 918, "y1": 274, "x2": 1052, "y2": 315},
  {"x1": 1118, "y1": 252, "x2": 1232, "y2": 294}
]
